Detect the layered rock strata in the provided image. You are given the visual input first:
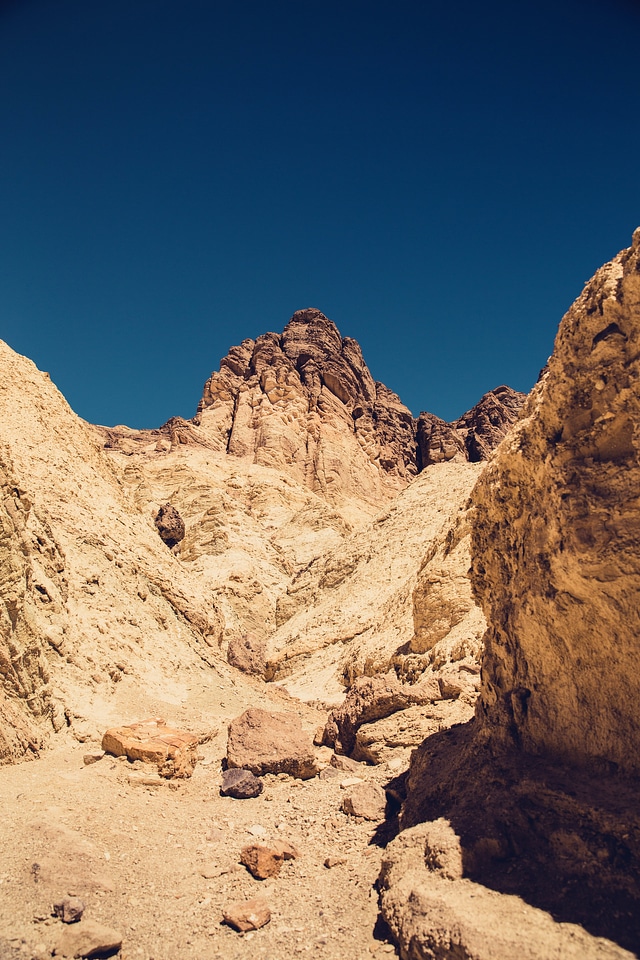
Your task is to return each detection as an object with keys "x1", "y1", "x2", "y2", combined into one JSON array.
[{"x1": 196, "y1": 308, "x2": 418, "y2": 505}]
